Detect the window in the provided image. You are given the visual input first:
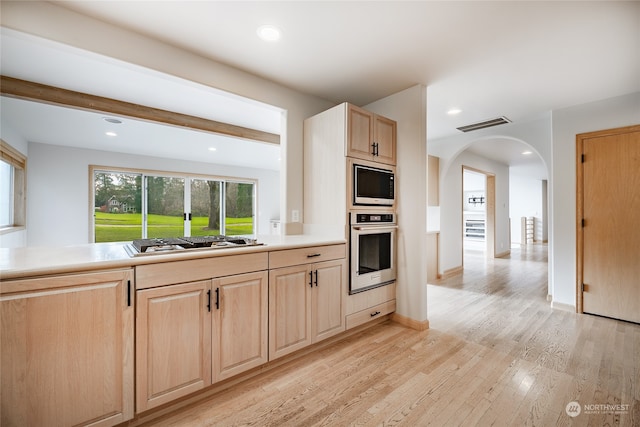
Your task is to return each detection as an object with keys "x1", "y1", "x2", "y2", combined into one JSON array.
[
  {"x1": 94, "y1": 171, "x2": 142, "y2": 242},
  {"x1": 0, "y1": 140, "x2": 26, "y2": 232},
  {"x1": 92, "y1": 167, "x2": 255, "y2": 242}
]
